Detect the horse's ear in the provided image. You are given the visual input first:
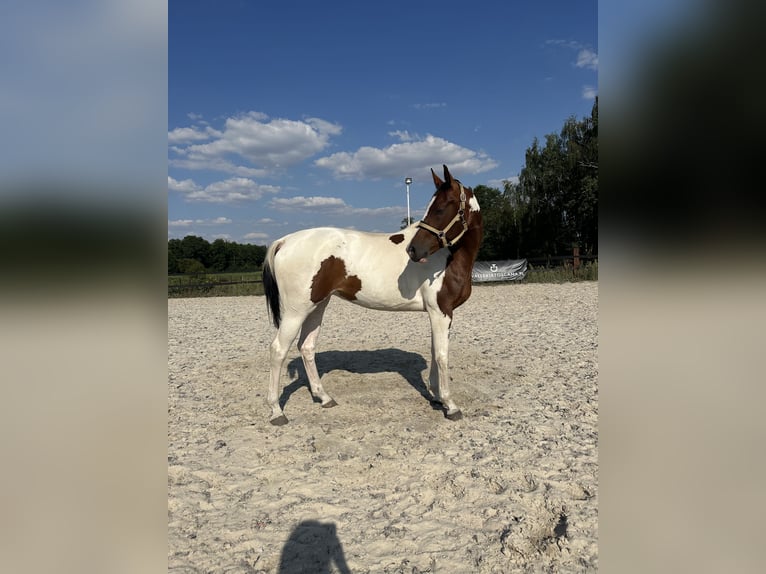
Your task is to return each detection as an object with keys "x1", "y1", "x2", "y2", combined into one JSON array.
[
  {"x1": 442, "y1": 164, "x2": 454, "y2": 186},
  {"x1": 432, "y1": 168, "x2": 443, "y2": 189}
]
